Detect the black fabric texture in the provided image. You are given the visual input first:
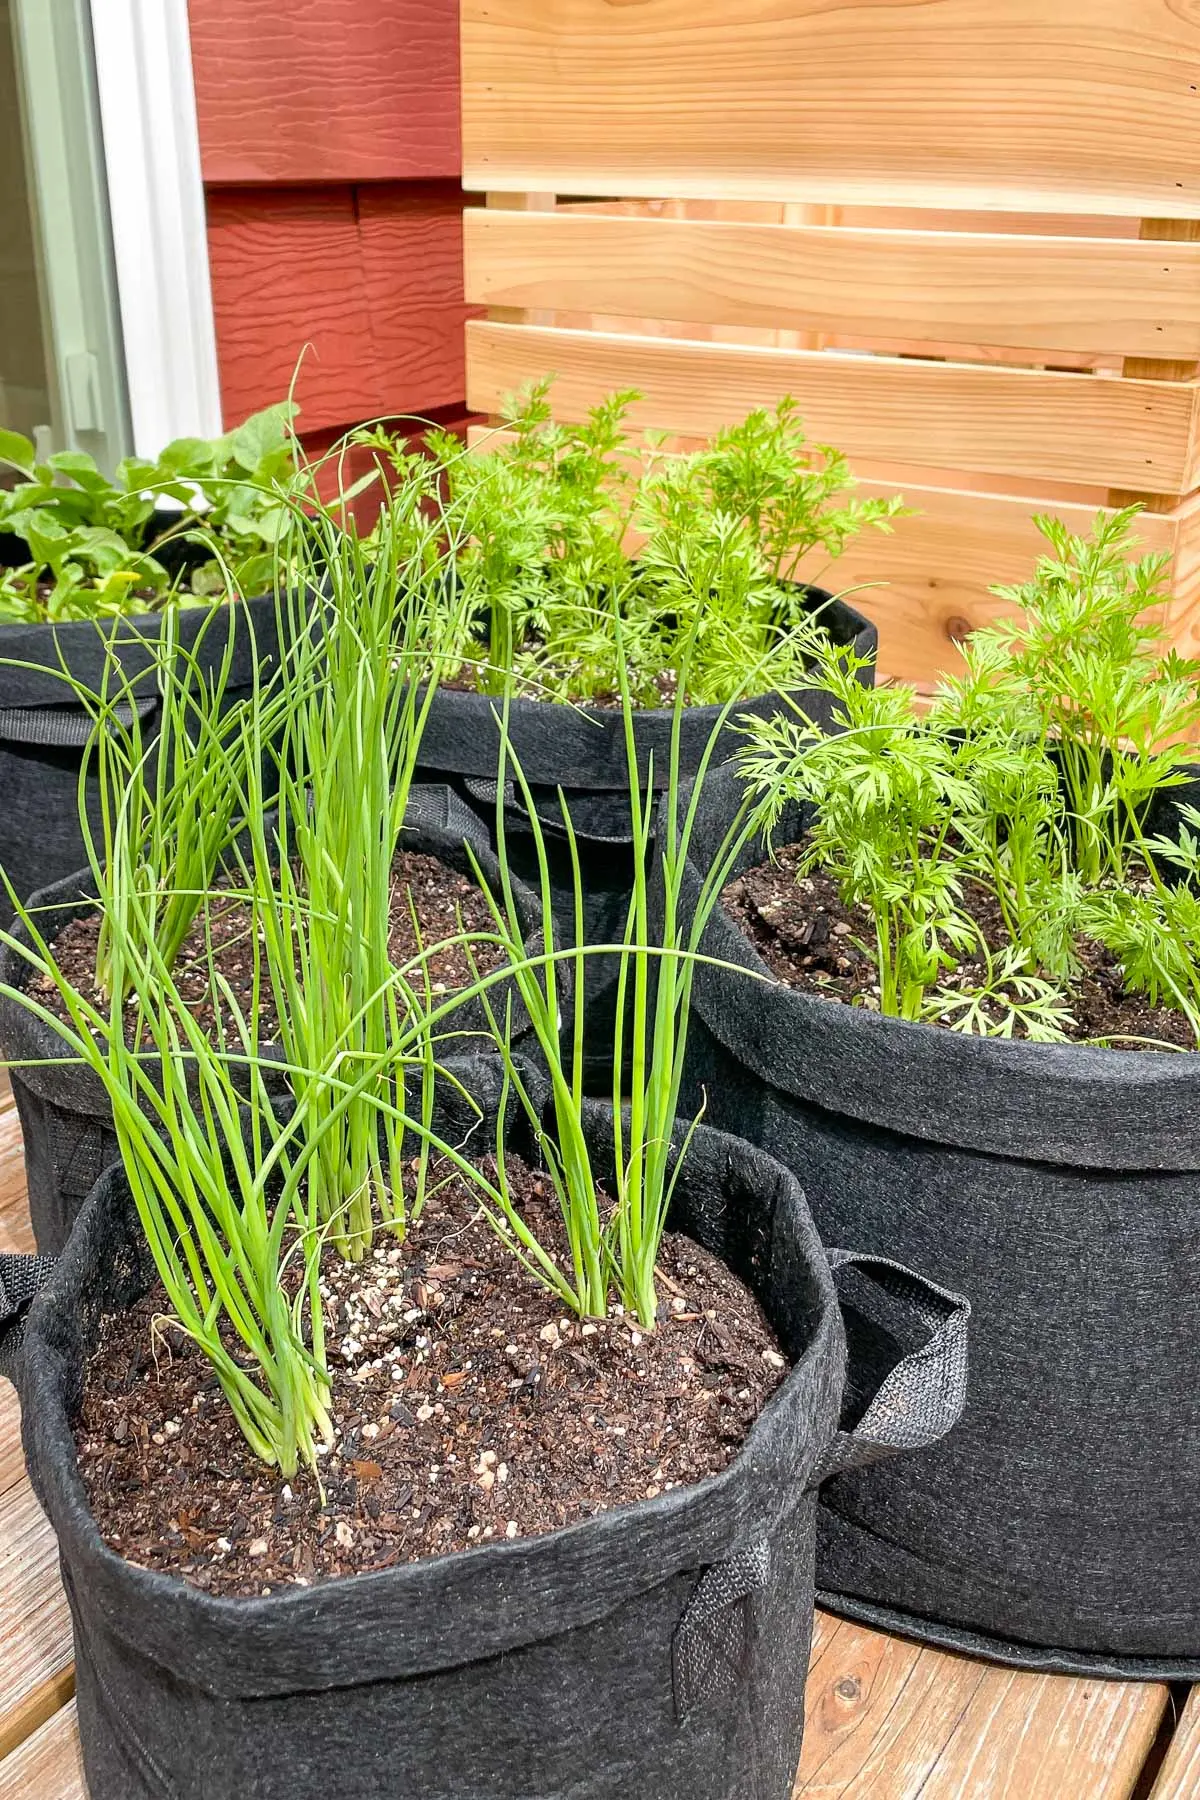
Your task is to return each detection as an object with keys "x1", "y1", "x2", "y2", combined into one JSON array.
[
  {"x1": 0, "y1": 593, "x2": 283, "y2": 928},
  {"x1": 414, "y1": 589, "x2": 875, "y2": 846},
  {"x1": 0, "y1": 1251, "x2": 56, "y2": 1384},
  {"x1": 417, "y1": 593, "x2": 874, "y2": 1090},
  {"x1": 1, "y1": 1075, "x2": 966, "y2": 1800},
  {"x1": 674, "y1": 761, "x2": 1200, "y2": 1674},
  {"x1": 0, "y1": 785, "x2": 543, "y2": 1255}
]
